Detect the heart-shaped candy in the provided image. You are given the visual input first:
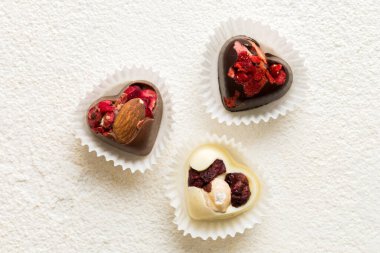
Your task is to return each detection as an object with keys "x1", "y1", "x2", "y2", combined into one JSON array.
[
  {"x1": 185, "y1": 144, "x2": 260, "y2": 220},
  {"x1": 87, "y1": 81, "x2": 162, "y2": 156},
  {"x1": 218, "y1": 35, "x2": 293, "y2": 111}
]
